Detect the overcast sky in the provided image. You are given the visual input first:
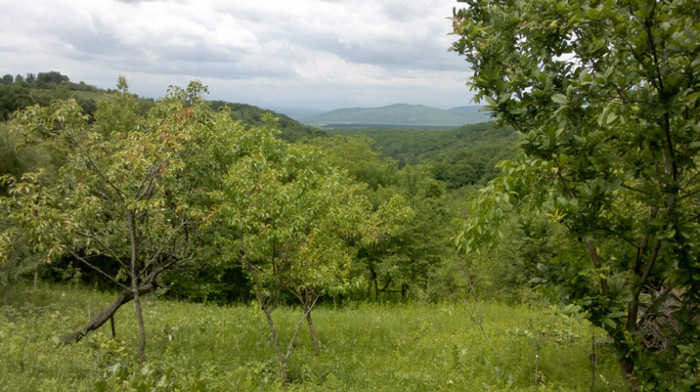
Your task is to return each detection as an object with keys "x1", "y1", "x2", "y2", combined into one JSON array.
[{"x1": 0, "y1": 0, "x2": 475, "y2": 112}]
